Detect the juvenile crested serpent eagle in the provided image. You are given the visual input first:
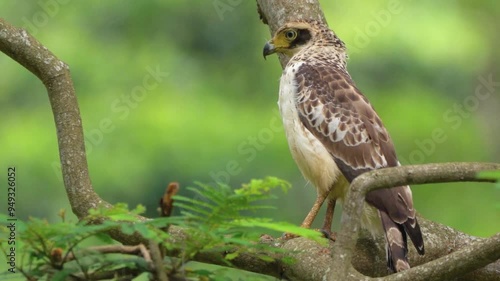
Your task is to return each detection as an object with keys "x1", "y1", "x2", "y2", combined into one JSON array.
[{"x1": 263, "y1": 19, "x2": 424, "y2": 272}]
